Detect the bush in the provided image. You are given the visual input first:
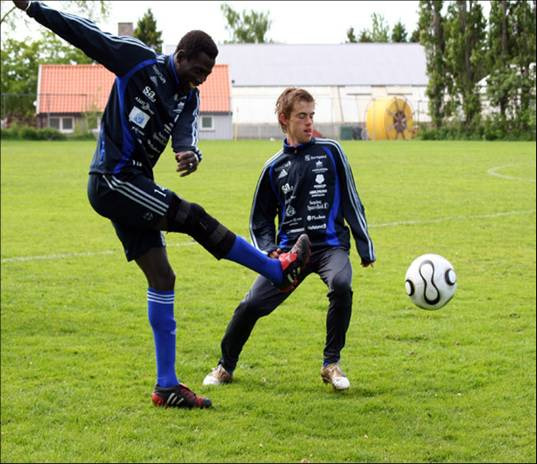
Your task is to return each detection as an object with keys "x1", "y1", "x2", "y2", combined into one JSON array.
[{"x1": 1, "y1": 125, "x2": 66, "y2": 140}]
